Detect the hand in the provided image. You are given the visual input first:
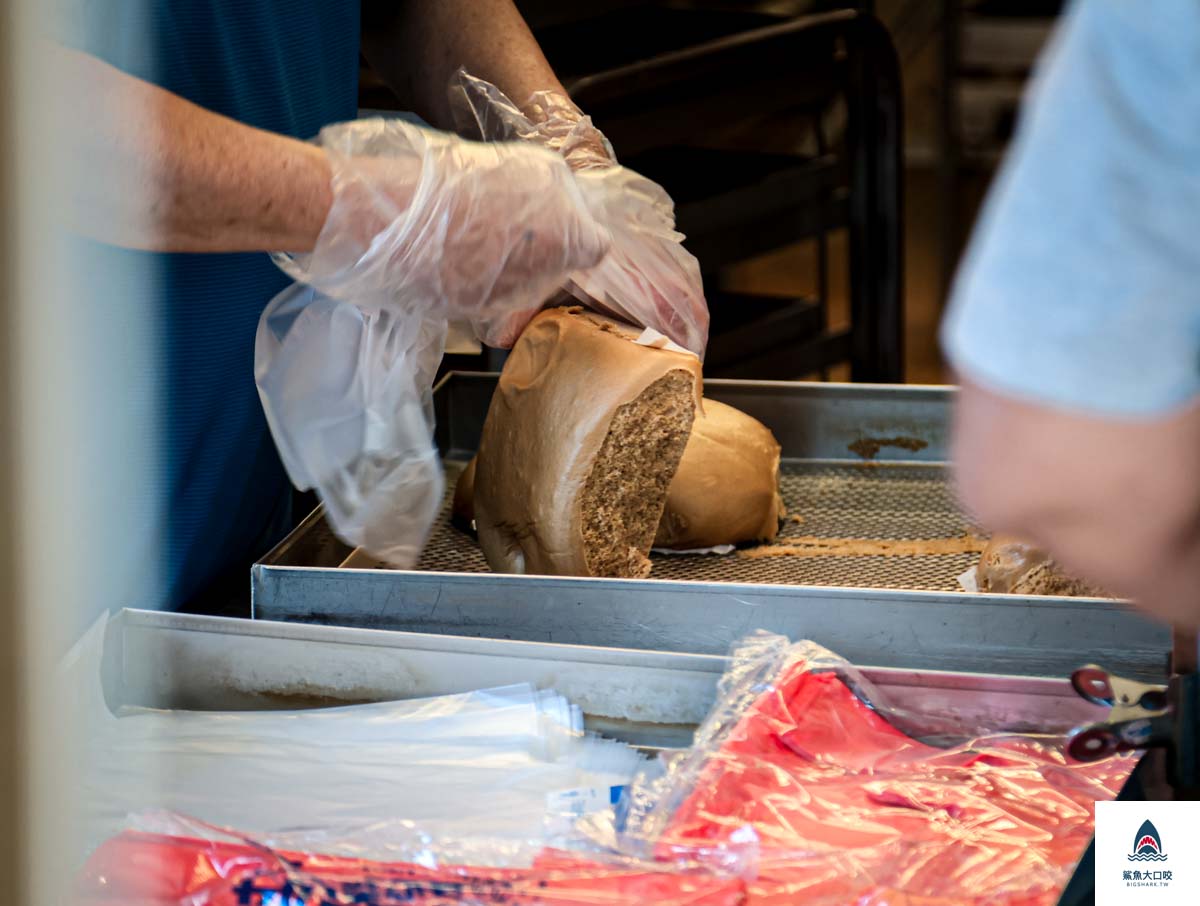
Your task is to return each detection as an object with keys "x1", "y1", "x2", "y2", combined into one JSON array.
[
  {"x1": 567, "y1": 165, "x2": 708, "y2": 357},
  {"x1": 520, "y1": 88, "x2": 616, "y2": 172},
  {"x1": 275, "y1": 118, "x2": 611, "y2": 326},
  {"x1": 450, "y1": 70, "x2": 709, "y2": 356}
]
